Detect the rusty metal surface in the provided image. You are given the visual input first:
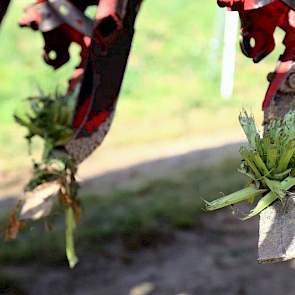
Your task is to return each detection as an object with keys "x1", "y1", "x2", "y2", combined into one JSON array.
[
  {"x1": 66, "y1": 0, "x2": 142, "y2": 162},
  {"x1": 260, "y1": 60, "x2": 295, "y2": 263},
  {"x1": 263, "y1": 64, "x2": 295, "y2": 124}
]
